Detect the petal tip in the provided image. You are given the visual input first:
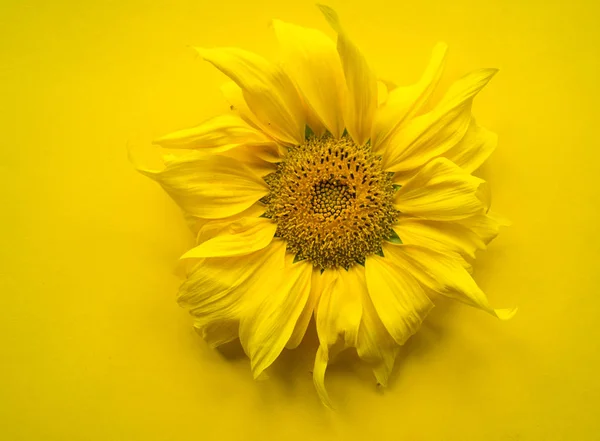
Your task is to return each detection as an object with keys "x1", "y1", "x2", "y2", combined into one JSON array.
[
  {"x1": 179, "y1": 247, "x2": 204, "y2": 260},
  {"x1": 151, "y1": 133, "x2": 170, "y2": 146},
  {"x1": 193, "y1": 47, "x2": 210, "y2": 60},
  {"x1": 253, "y1": 369, "x2": 270, "y2": 381},
  {"x1": 251, "y1": 359, "x2": 267, "y2": 380},
  {"x1": 481, "y1": 67, "x2": 500, "y2": 81},
  {"x1": 494, "y1": 306, "x2": 518, "y2": 320},
  {"x1": 434, "y1": 41, "x2": 449, "y2": 54},
  {"x1": 127, "y1": 141, "x2": 161, "y2": 177},
  {"x1": 316, "y1": 4, "x2": 342, "y2": 33},
  {"x1": 269, "y1": 18, "x2": 282, "y2": 33},
  {"x1": 313, "y1": 346, "x2": 335, "y2": 409}
]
